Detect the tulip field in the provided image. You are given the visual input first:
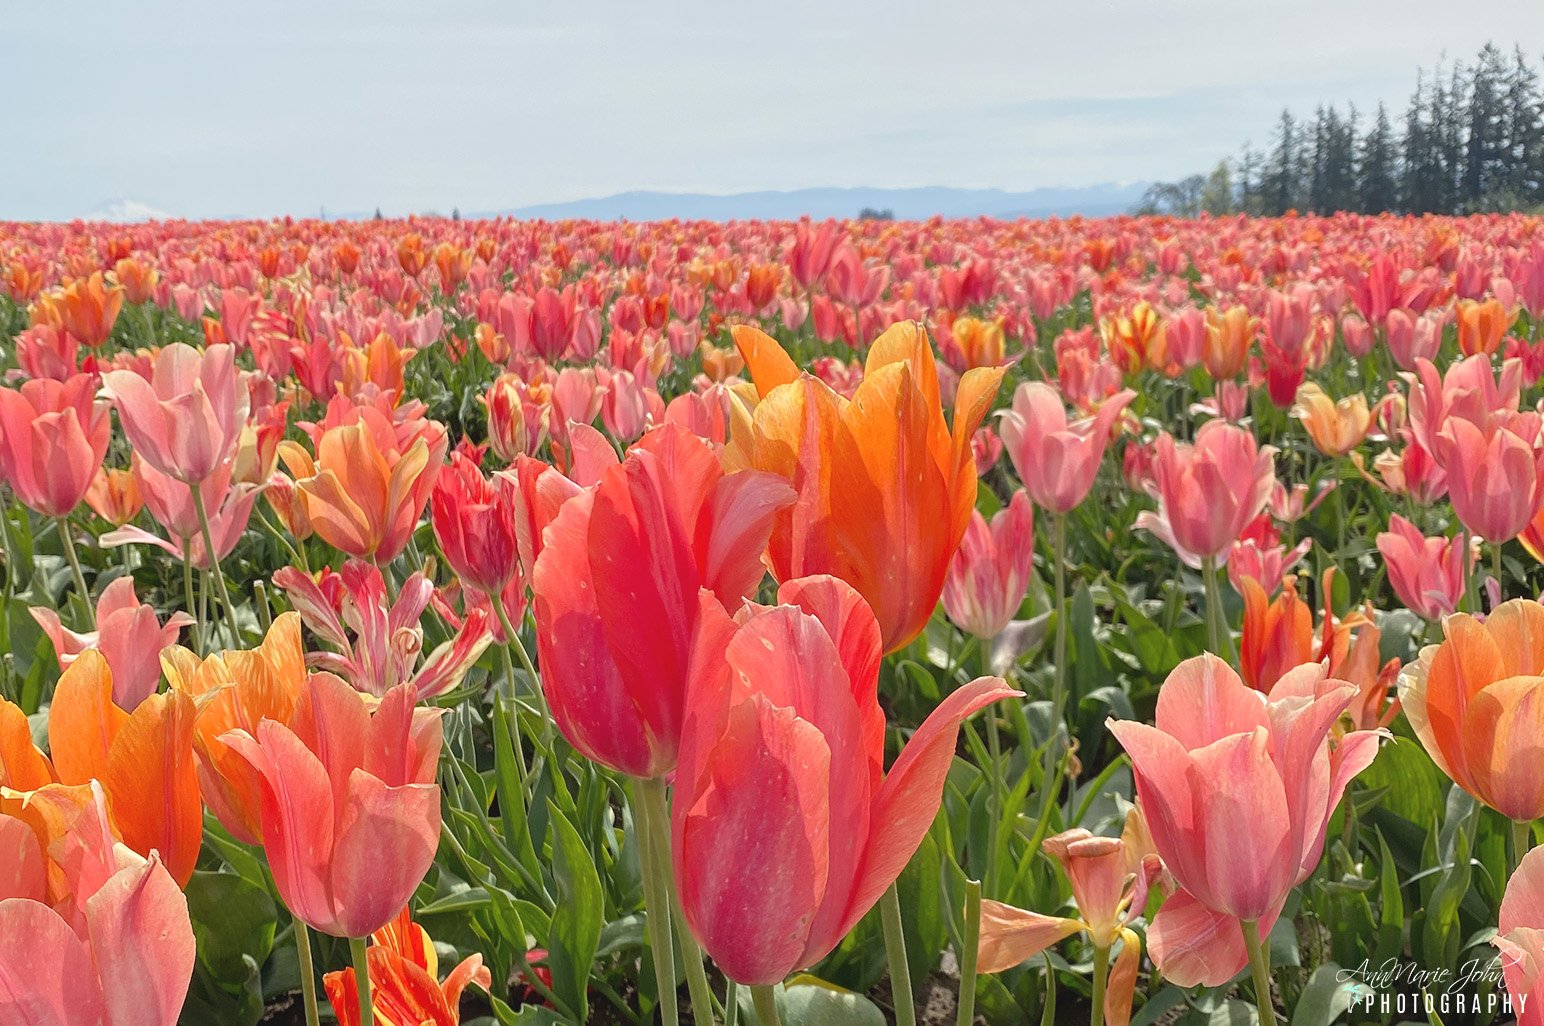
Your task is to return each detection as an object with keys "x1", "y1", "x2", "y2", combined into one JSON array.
[{"x1": 5, "y1": 213, "x2": 1544, "y2": 1026}]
